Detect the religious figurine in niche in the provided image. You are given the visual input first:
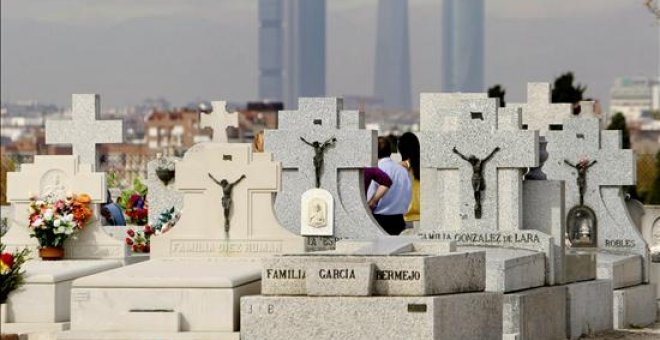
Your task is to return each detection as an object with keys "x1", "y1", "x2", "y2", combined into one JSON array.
[
  {"x1": 300, "y1": 136, "x2": 337, "y2": 188},
  {"x1": 308, "y1": 199, "x2": 327, "y2": 228},
  {"x1": 567, "y1": 205, "x2": 597, "y2": 247},
  {"x1": 564, "y1": 158, "x2": 597, "y2": 206},
  {"x1": 452, "y1": 146, "x2": 501, "y2": 219},
  {"x1": 41, "y1": 172, "x2": 68, "y2": 200},
  {"x1": 208, "y1": 173, "x2": 246, "y2": 233}
]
